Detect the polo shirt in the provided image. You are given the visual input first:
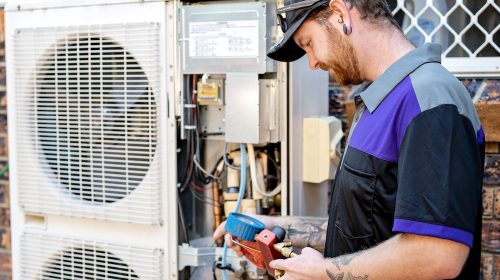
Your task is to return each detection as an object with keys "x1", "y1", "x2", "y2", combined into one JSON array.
[{"x1": 324, "y1": 43, "x2": 485, "y2": 279}]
